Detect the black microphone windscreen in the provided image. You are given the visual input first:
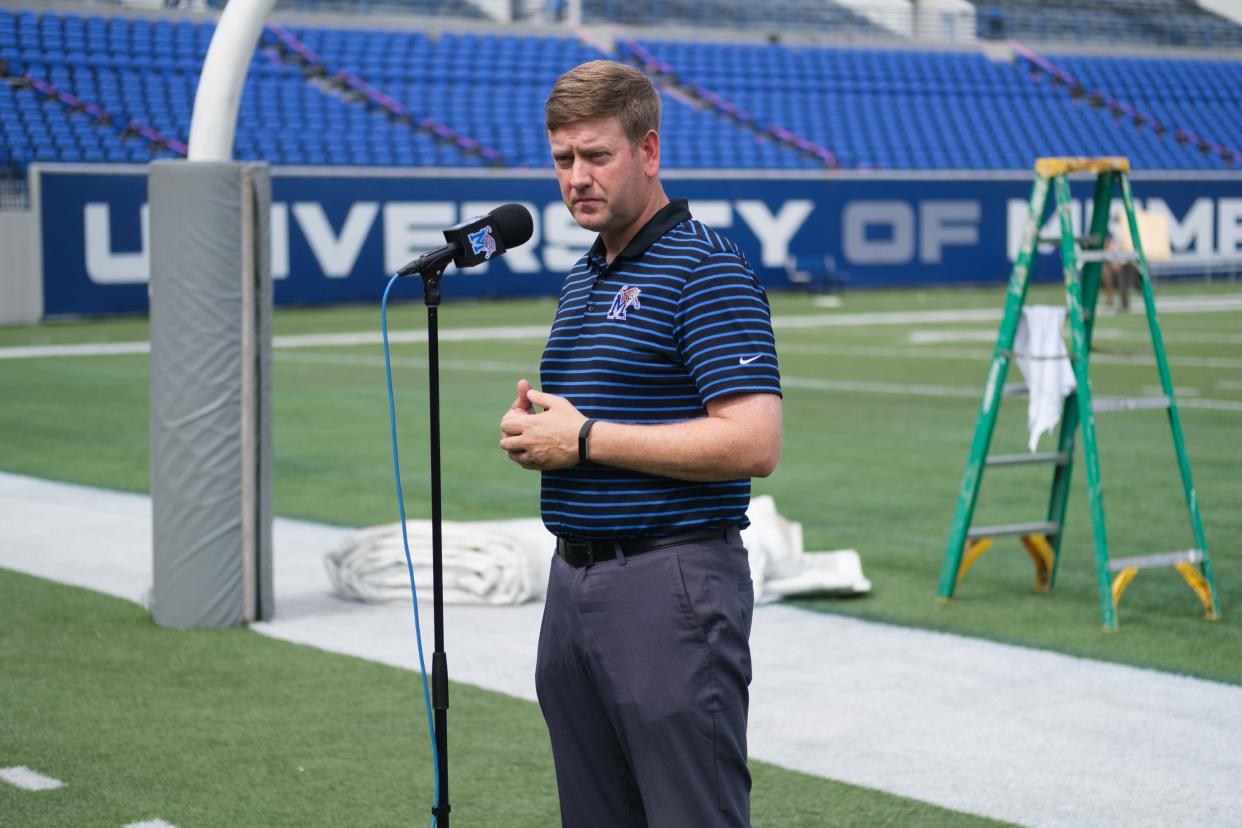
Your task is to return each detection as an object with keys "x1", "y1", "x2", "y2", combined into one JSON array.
[{"x1": 491, "y1": 203, "x2": 534, "y2": 249}]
